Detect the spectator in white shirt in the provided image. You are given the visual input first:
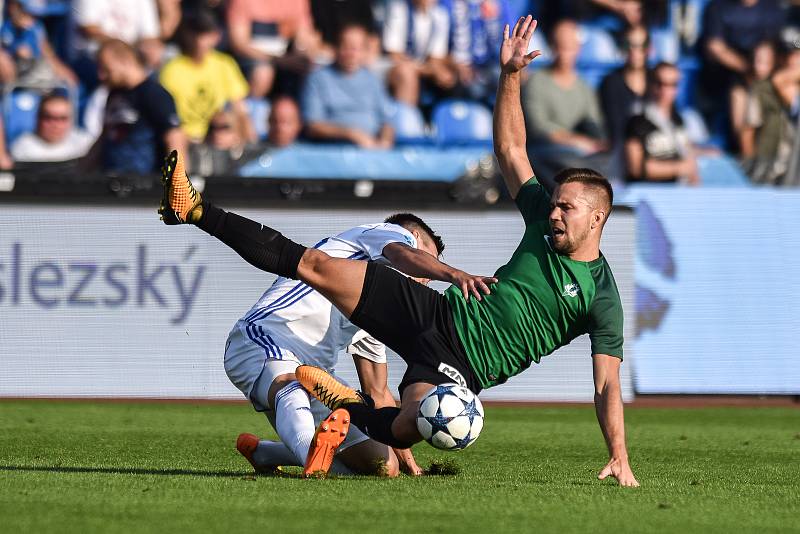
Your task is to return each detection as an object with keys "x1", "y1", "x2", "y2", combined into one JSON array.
[
  {"x1": 73, "y1": 0, "x2": 163, "y2": 67},
  {"x1": 11, "y1": 93, "x2": 93, "y2": 162},
  {"x1": 383, "y1": 0, "x2": 457, "y2": 105}
]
